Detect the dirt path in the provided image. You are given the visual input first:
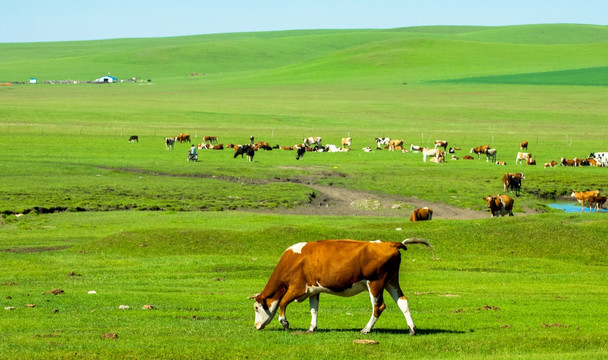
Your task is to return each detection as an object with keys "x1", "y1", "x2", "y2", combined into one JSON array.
[{"x1": 252, "y1": 184, "x2": 491, "y2": 219}]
